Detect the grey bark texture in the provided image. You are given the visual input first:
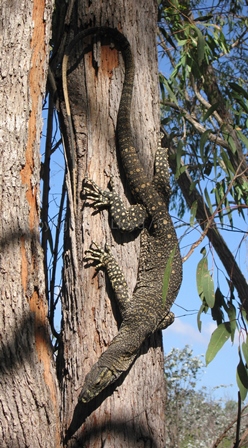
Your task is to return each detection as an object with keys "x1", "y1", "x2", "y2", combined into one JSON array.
[
  {"x1": 57, "y1": 0, "x2": 169, "y2": 446},
  {"x1": 0, "y1": 1, "x2": 60, "y2": 447}
]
